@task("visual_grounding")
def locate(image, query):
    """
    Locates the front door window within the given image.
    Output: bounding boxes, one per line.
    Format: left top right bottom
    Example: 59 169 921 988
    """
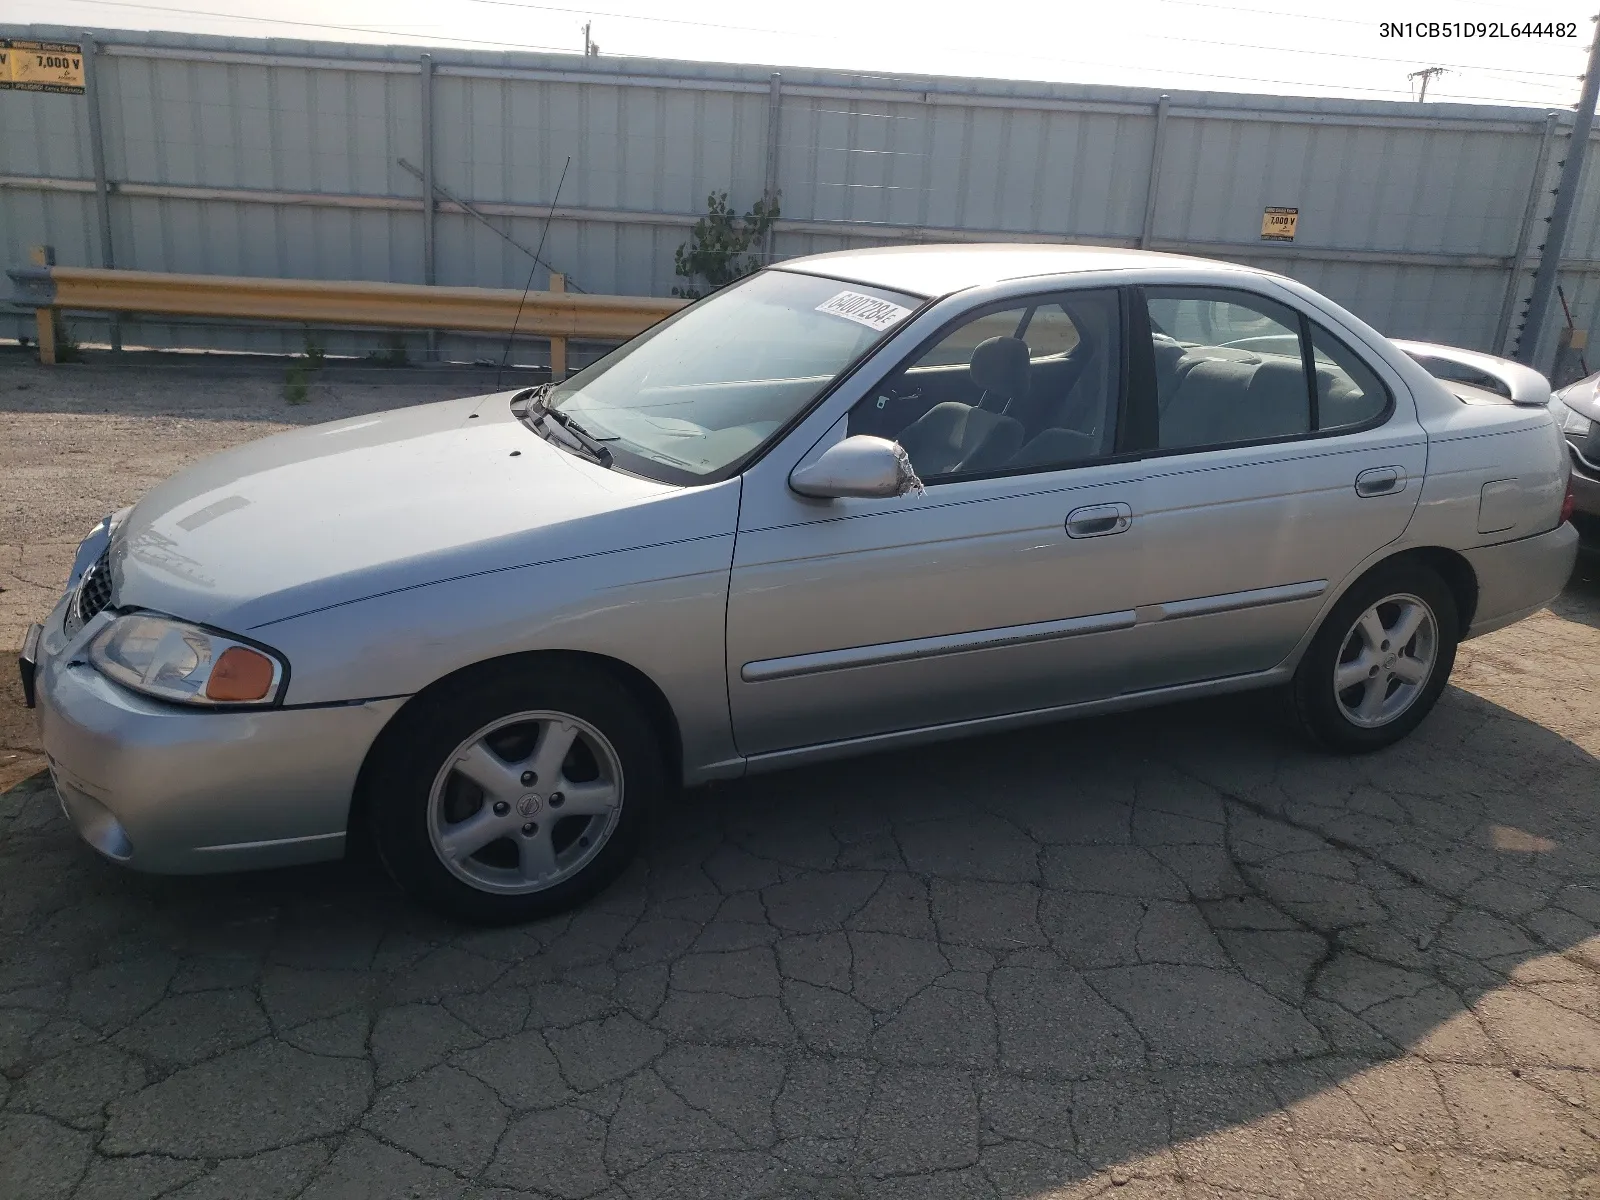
847 289 1123 481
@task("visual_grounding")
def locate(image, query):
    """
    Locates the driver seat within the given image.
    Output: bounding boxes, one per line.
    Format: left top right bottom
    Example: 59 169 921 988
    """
894 336 1030 476
971 335 1032 414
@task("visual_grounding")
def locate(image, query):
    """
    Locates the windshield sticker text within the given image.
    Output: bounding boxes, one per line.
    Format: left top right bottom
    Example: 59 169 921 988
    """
815 291 912 332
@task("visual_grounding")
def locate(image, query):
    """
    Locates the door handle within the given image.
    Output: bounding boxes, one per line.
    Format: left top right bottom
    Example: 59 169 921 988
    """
1354 466 1406 497
1066 502 1132 539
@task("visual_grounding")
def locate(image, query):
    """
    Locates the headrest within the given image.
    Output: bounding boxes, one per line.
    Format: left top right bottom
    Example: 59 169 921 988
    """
1151 333 1187 373
969 336 1031 401
1248 357 1308 390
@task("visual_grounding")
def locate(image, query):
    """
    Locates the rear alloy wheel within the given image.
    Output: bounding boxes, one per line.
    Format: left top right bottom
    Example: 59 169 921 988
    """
1291 565 1458 752
368 664 664 923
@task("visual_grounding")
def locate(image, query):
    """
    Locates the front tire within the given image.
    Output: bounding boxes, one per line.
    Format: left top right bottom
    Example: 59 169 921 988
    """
366 662 665 924
1290 563 1459 753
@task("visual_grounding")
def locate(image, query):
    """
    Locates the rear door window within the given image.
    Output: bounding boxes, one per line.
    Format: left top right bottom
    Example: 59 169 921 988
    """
1142 288 1393 452
1144 288 1311 450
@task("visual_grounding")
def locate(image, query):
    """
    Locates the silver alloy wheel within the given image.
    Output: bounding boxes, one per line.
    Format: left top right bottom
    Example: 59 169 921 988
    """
1332 592 1438 729
426 709 624 895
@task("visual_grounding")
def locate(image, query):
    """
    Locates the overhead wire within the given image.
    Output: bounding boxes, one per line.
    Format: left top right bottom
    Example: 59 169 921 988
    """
49 0 580 54
464 0 1581 82
49 0 1580 106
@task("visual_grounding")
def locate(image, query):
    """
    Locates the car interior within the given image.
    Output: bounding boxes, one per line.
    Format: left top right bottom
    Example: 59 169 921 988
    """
597 288 1386 481
848 292 1121 477
1147 294 1385 446
844 289 1387 481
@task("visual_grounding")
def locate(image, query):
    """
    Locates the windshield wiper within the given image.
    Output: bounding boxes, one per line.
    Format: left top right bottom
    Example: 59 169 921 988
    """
513 384 614 467
512 382 555 418
539 406 615 468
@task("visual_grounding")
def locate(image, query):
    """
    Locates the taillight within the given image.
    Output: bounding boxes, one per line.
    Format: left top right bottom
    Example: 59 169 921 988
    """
1562 479 1576 525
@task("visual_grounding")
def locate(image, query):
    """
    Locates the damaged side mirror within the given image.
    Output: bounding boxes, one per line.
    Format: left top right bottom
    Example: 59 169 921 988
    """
788 435 925 500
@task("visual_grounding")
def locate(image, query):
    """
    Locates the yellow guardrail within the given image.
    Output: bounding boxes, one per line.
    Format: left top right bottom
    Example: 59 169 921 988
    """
8 263 686 367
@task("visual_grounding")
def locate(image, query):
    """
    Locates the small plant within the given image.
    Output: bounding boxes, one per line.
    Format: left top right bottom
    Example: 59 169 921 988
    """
52 314 83 363
283 326 326 404
302 326 326 369
672 190 780 300
368 332 409 368
283 361 311 405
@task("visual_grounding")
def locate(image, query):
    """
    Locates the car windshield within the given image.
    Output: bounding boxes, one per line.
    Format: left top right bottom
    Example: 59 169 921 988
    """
544 270 922 482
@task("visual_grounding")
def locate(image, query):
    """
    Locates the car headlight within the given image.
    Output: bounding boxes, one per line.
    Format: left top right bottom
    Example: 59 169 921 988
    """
1553 395 1593 437
88 614 286 706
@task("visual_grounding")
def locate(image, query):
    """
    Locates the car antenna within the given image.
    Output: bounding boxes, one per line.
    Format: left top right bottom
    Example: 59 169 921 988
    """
496 155 571 392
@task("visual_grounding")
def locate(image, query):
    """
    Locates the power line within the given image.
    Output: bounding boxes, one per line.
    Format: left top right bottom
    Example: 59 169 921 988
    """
51 0 580 54
461 0 1580 92
1142 31 1578 82
1148 0 1371 27
47 0 1578 107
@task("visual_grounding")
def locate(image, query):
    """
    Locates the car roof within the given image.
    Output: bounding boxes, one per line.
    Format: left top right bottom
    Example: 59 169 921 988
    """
776 243 1258 298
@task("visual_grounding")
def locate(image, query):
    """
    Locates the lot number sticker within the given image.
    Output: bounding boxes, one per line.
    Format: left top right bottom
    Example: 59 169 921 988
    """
1260 206 1299 242
815 290 912 332
1 41 86 94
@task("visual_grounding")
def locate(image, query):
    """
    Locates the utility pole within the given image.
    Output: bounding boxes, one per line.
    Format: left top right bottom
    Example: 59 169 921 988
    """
582 22 599 56
1408 66 1447 102
1518 14 1600 367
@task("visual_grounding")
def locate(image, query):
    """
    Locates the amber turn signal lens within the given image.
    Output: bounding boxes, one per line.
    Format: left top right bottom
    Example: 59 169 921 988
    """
205 646 277 702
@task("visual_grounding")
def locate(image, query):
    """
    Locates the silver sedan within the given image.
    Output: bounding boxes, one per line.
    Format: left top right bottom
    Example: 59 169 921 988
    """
21 246 1578 923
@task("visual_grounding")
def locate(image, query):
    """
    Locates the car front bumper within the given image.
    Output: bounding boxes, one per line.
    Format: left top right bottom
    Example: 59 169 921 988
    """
31 597 405 874
1461 520 1579 639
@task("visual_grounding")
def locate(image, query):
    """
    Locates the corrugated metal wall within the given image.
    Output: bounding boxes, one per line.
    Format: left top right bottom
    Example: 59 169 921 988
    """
1 24 1591 370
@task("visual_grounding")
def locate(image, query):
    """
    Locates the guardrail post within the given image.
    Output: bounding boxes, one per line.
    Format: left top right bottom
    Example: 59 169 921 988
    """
548 272 567 380
35 312 57 365
27 246 57 365
81 33 120 352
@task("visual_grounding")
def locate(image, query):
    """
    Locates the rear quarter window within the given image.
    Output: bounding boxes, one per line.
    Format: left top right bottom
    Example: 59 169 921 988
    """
1309 325 1392 429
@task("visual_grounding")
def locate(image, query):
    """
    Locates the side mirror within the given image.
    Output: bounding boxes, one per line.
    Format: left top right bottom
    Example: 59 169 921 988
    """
789 435 925 500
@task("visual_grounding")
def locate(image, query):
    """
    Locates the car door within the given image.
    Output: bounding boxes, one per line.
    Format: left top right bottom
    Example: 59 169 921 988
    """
725 287 1153 758
1113 285 1427 693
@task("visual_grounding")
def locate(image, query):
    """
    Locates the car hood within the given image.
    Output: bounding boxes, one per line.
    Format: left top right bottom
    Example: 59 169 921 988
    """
1556 372 1600 422
107 391 706 631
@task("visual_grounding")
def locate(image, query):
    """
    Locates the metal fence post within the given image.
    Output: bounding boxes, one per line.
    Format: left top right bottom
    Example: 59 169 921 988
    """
1495 112 1560 355
548 272 567 381
1518 19 1600 369
1139 95 1170 250
81 32 120 351
420 52 438 360
764 72 782 261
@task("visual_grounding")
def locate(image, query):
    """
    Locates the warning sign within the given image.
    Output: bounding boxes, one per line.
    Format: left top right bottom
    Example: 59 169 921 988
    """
1260 206 1299 242
1 40 86 94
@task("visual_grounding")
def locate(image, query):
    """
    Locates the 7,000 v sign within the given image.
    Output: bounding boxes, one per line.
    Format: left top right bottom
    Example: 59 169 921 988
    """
0 40 86 94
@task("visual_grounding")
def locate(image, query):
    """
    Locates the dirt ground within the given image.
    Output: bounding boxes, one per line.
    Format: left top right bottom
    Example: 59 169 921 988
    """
5 350 1600 1199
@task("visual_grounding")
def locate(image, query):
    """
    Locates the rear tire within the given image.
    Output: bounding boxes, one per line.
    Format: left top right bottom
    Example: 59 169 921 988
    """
365 662 664 924
1290 562 1459 753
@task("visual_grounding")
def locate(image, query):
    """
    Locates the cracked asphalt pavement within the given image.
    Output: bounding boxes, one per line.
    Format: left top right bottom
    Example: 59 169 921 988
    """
4 356 1600 1198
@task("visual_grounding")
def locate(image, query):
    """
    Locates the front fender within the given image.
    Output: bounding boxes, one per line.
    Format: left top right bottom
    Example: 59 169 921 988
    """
256 534 741 785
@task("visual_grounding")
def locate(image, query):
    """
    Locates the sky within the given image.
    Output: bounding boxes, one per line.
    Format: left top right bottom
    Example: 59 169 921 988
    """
8 0 1596 109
